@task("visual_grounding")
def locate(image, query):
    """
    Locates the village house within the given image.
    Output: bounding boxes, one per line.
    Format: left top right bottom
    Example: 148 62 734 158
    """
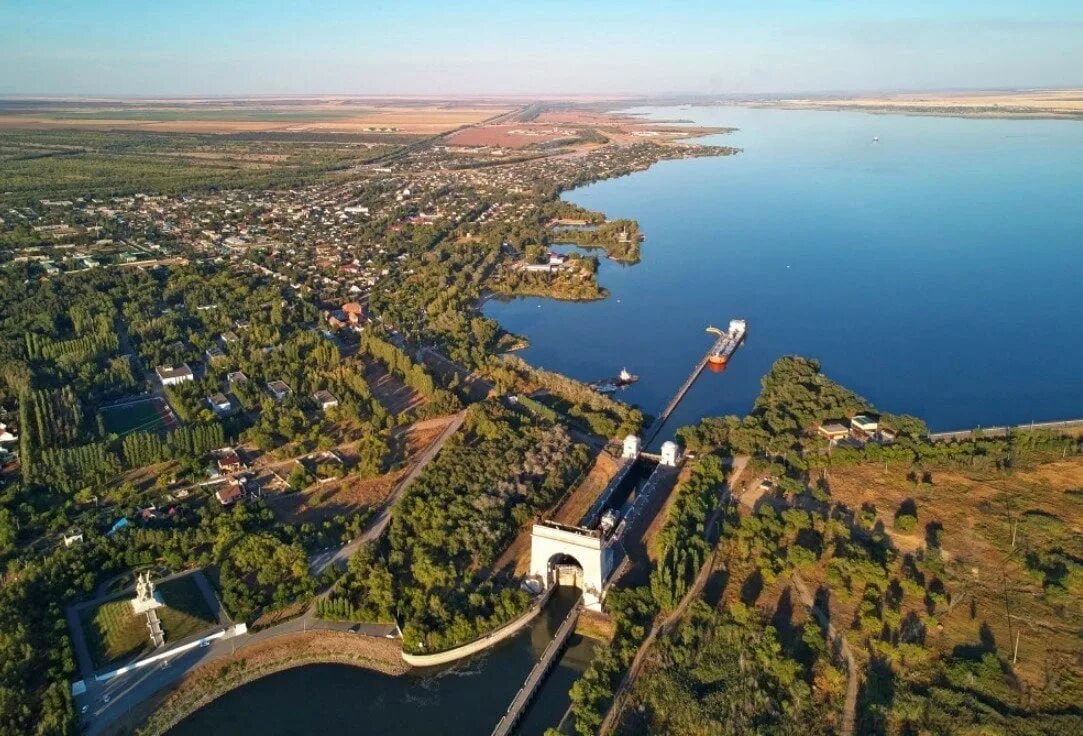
156 363 194 386
216 447 245 474
342 301 366 326
215 478 246 506
816 421 851 443
227 370 248 386
206 392 232 416
313 389 339 411
204 344 227 363
266 380 291 402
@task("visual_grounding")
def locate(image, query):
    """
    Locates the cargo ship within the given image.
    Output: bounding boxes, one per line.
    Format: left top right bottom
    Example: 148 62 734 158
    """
589 368 640 393
706 319 747 367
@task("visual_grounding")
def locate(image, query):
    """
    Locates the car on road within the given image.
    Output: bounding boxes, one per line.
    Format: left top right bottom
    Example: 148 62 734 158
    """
102 695 110 704
81 705 88 714
200 640 211 648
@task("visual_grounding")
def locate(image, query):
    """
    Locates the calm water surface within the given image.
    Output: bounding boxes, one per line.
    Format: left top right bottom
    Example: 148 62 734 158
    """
486 106 1083 436
168 589 593 736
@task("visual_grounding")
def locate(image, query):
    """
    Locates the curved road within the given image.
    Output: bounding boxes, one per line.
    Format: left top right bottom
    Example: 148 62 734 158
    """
76 410 466 736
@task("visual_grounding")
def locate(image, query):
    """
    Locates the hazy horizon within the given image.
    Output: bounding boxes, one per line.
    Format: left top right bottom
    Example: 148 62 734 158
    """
4 1 1083 97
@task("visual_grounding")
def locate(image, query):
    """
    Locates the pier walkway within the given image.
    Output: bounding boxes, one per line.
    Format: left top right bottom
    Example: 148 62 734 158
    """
642 333 725 447
491 597 582 736
928 417 1083 443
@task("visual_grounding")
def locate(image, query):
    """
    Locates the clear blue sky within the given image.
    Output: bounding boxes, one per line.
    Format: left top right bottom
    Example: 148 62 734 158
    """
3 1 1082 96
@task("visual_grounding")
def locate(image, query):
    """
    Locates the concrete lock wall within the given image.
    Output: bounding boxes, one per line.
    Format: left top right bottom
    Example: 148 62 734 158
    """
400 587 553 668
530 523 609 610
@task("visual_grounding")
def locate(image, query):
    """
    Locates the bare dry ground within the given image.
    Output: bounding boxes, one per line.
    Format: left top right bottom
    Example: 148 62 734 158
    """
768 88 1083 118
445 123 574 149
801 458 1083 695
0 97 511 134
268 416 454 524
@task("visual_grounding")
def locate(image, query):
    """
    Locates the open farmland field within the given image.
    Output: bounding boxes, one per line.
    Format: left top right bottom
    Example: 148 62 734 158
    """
446 123 579 149
0 97 511 134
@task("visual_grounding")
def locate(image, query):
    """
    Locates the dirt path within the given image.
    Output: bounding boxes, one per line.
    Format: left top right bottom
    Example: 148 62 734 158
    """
790 572 859 736
599 456 748 736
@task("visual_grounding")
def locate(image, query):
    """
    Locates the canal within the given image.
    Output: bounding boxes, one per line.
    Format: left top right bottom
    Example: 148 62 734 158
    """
167 588 595 736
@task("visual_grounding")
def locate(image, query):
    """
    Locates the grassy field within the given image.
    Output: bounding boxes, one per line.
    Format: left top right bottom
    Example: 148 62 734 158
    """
82 599 153 669
156 575 219 640
100 399 169 435
81 574 218 670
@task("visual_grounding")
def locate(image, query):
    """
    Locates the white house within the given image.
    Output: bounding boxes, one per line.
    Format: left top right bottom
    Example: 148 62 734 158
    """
156 363 194 386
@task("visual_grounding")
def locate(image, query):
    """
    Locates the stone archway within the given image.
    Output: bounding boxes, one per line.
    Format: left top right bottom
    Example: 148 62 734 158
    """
548 552 584 589
530 522 615 611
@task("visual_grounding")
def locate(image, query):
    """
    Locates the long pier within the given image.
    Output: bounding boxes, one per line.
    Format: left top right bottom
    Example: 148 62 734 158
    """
491 599 582 736
642 333 726 447
928 417 1083 443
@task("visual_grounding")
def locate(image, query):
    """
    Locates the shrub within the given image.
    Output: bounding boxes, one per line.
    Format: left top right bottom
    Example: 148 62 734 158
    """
894 514 918 533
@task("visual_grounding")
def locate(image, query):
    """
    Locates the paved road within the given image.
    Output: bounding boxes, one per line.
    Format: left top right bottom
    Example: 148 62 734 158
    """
309 409 466 575
76 412 465 735
928 417 1083 442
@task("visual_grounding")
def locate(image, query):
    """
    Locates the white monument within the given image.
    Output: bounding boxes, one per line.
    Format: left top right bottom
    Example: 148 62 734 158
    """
130 571 164 615
622 434 641 460
660 440 681 467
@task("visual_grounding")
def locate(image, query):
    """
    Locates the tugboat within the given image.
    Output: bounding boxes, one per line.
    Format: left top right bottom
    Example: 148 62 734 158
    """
589 367 640 393
706 319 747 367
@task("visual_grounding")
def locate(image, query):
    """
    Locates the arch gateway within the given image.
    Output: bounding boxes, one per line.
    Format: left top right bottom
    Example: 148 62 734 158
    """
529 521 617 611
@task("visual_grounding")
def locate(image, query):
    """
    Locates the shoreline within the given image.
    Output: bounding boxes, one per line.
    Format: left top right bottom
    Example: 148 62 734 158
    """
750 101 1083 121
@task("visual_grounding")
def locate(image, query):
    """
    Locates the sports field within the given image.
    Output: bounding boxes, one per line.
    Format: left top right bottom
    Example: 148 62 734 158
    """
100 397 175 435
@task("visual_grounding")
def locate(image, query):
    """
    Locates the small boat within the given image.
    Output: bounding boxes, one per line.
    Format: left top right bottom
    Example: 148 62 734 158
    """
873 136 880 143
589 367 640 393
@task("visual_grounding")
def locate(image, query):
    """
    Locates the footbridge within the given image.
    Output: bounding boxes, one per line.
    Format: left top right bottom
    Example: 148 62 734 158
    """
491 597 582 736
